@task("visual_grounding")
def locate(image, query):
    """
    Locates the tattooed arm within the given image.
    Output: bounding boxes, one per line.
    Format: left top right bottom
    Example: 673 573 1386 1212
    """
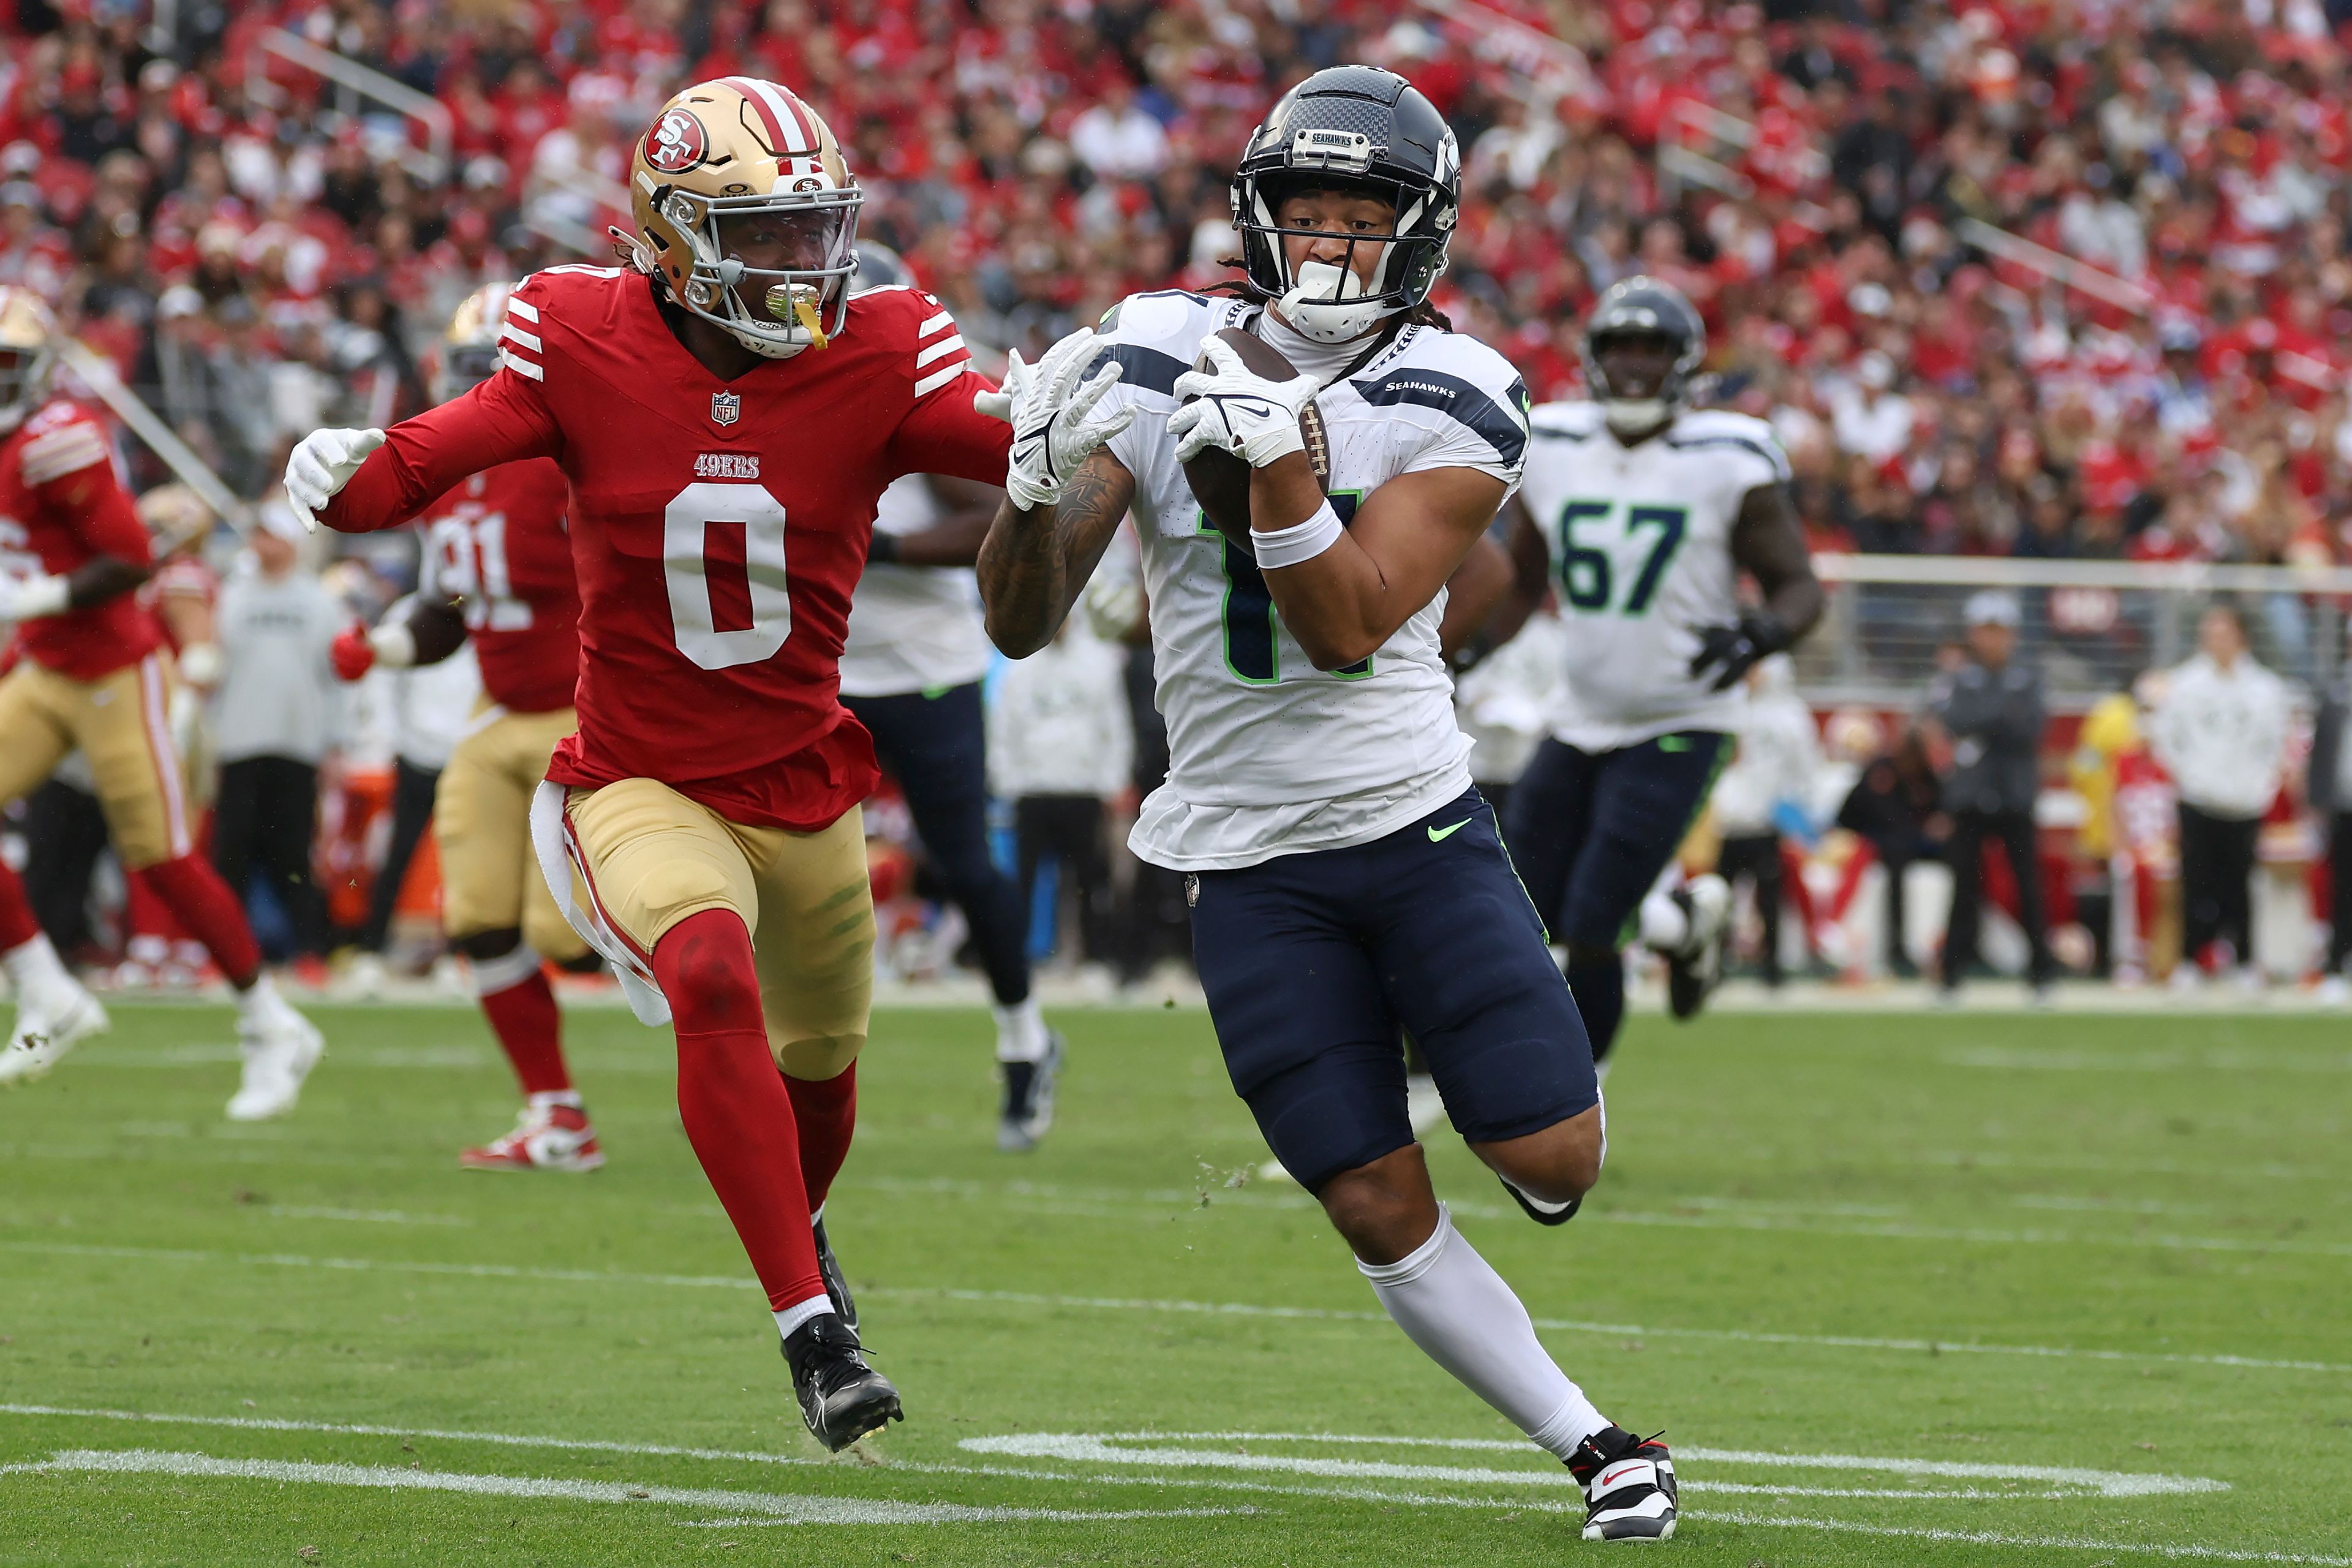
975 447 1139 658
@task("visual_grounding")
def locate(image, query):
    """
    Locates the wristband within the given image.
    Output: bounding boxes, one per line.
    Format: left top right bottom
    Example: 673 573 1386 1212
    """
1251 499 1344 570
368 622 418 669
867 530 902 565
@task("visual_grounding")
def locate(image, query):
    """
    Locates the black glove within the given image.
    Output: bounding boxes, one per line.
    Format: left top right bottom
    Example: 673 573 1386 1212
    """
1688 609 1790 692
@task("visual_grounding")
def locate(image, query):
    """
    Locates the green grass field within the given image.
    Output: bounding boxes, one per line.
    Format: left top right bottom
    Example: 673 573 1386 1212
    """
1 998 2346 1566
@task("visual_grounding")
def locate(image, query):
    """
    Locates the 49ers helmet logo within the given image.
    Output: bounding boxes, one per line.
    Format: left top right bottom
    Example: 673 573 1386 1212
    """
647 109 708 173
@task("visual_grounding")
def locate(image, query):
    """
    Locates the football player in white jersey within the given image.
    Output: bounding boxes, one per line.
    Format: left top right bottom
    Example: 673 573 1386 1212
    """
974 67 1676 1543
1491 277 1823 1070
837 245 1061 1152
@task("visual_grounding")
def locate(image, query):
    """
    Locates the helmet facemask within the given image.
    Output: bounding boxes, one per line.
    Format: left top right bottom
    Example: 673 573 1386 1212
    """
1578 277 1706 439
650 182 862 361
0 287 57 434
0 344 52 434
1238 169 1449 345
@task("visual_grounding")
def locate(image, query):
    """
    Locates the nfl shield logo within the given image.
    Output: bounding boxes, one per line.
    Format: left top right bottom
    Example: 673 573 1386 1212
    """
711 391 741 427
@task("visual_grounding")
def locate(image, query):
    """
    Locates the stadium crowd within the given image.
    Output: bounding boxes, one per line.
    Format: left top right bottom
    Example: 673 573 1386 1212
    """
10 0 2352 565
10 0 2352 996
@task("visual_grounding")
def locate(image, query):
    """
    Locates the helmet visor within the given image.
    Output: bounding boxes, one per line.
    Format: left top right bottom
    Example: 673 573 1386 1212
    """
713 205 856 280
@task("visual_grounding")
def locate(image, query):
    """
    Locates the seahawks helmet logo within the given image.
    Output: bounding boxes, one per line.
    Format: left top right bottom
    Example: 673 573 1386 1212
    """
648 109 708 173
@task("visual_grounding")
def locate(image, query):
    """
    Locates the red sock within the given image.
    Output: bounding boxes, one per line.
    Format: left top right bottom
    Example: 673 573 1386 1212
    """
783 1062 856 1215
478 963 573 1099
0 859 40 952
139 855 260 989
655 910 823 1314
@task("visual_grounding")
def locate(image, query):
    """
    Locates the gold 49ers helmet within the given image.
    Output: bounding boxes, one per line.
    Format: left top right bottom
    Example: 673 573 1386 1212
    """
627 77 861 361
436 281 519 401
0 285 58 434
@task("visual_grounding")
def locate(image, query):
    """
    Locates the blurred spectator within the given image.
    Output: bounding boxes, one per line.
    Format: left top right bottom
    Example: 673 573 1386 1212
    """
1711 657 1821 988
350 605 481 975
2152 603 2289 985
1928 590 2052 998
209 507 344 961
1838 724 1948 979
990 619 1133 973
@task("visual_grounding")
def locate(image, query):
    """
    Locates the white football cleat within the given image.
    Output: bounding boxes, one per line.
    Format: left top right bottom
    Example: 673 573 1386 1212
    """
226 1006 325 1121
0 982 110 1086
461 1102 605 1172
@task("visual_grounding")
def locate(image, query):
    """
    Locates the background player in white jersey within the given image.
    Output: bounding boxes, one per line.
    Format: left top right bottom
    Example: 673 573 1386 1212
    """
1491 277 1823 1076
974 67 1676 1543
838 245 1060 1152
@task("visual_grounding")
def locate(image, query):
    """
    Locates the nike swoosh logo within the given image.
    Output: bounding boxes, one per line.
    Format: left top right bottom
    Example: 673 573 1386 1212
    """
1428 820 1472 843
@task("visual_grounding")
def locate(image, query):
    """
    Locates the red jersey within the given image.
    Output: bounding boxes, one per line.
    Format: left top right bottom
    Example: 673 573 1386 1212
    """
416 459 581 713
0 399 160 680
321 265 1011 831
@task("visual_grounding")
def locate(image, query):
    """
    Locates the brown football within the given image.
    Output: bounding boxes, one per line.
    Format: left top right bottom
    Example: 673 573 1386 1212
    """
1180 326 1330 548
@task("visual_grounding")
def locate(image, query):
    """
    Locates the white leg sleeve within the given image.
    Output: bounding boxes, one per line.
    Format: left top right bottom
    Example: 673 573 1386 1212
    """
1357 1205 1608 1460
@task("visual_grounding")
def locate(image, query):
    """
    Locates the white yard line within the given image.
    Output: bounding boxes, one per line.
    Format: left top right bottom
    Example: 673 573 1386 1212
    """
7 1240 2342 1375
959 1433 2226 1498
2 1408 2334 1561
1686 1510 2352 1566
0 1448 1239 1525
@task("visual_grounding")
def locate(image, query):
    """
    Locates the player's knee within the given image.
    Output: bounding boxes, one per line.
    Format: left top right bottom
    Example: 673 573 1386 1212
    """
778 1033 863 1081
652 911 762 1033
1475 1107 1604 1204
453 927 523 963
1316 1148 1442 1267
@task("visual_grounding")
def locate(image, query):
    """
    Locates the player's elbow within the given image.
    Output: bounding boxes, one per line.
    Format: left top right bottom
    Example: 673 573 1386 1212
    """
982 606 1053 661
1297 619 1387 672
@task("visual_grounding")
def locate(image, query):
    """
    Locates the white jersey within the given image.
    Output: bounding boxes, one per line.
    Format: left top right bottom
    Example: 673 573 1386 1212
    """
839 474 993 697
1093 289 1529 870
1517 401 1790 751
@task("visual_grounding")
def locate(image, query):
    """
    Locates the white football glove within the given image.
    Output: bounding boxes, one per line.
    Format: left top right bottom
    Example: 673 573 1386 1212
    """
976 328 1133 510
0 571 69 622
282 428 386 532
1167 337 1321 468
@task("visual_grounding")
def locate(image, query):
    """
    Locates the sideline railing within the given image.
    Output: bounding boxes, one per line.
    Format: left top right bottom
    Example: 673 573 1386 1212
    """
1798 554 2352 711
54 338 254 538
245 29 453 183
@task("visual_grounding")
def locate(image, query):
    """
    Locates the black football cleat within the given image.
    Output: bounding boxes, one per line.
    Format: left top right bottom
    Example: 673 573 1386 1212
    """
783 1314 901 1451
1664 876 1730 1021
1499 1175 1581 1227
812 1214 858 1332
997 1030 1065 1153
1567 1425 1678 1541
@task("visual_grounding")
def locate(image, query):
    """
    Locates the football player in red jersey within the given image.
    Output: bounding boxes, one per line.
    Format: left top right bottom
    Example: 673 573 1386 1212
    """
282 78 1052 1451
0 286 325 1112
329 283 605 1173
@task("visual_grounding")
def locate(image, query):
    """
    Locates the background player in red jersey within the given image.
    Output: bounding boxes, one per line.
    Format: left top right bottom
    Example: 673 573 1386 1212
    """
329 283 605 1173
283 77 1017 1451
0 286 323 1114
